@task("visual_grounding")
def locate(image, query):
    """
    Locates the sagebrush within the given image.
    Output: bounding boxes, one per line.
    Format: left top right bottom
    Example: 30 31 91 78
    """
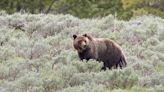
0 12 164 92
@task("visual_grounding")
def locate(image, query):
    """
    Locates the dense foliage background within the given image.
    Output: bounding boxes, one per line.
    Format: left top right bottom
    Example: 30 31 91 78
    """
0 12 164 92
0 0 163 20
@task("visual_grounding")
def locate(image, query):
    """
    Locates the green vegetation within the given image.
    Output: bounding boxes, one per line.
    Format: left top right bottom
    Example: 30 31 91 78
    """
0 12 164 92
0 0 163 20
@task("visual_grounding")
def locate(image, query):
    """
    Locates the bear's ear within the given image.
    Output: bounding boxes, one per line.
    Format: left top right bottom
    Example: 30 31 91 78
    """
73 34 77 39
83 33 93 40
83 33 87 37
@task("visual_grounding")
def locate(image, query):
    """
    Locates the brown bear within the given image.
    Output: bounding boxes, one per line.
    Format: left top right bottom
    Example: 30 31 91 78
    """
73 33 127 70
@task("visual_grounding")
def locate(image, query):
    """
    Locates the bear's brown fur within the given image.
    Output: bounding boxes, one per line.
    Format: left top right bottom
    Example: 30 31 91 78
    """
73 33 127 70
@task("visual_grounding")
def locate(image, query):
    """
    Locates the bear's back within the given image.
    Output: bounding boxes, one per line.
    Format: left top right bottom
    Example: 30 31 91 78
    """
93 38 125 69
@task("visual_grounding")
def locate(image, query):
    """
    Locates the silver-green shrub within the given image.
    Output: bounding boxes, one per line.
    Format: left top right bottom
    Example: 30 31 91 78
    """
0 13 163 92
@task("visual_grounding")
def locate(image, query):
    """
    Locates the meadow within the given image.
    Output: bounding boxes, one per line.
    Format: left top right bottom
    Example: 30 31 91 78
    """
0 12 164 92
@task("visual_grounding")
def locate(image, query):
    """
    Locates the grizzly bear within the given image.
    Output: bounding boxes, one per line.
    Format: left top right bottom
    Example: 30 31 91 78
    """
73 33 127 70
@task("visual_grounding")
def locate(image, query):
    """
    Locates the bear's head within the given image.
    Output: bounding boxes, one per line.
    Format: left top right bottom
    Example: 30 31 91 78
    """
73 34 92 53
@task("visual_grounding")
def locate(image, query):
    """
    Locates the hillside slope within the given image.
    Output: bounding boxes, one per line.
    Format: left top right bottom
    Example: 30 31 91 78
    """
0 13 164 92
